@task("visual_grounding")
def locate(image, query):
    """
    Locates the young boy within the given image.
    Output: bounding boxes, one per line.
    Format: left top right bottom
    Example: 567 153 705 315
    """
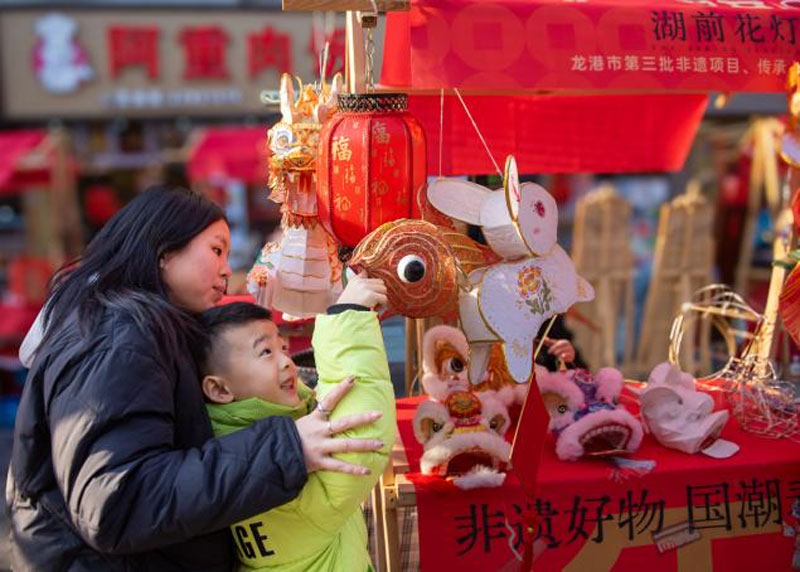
198 274 395 571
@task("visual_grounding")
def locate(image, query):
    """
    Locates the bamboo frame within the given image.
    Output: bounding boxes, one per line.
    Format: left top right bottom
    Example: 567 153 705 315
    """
634 181 715 377
570 184 634 370
747 207 795 361
732 119 794 368
734 119 784 297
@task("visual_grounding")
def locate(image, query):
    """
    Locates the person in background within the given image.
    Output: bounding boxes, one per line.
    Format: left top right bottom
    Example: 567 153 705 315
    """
537 315 587 371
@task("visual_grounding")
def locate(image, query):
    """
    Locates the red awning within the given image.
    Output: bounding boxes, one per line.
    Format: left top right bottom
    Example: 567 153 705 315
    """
0 130 48 195
381 9 708 174
410 92 706 175
383 1 800 93
187 126 269 185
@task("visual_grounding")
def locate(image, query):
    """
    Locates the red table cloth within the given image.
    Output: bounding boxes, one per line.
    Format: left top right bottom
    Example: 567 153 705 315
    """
395 390 800 571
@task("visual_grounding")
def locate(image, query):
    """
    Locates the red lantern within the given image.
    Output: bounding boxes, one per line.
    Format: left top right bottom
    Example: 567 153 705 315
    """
317 93 426 247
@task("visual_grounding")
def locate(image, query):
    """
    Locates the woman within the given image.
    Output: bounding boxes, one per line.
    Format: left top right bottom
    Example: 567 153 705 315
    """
7 186 384 570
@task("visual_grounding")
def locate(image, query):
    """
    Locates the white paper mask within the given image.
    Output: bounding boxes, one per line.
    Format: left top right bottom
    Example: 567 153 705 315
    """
641 363 735 457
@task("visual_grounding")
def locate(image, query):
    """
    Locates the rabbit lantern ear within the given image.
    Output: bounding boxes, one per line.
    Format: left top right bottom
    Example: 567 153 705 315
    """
427 178 489 226
504 154 521 220
427 156 559 259
515 182 558 256
503 156 558 256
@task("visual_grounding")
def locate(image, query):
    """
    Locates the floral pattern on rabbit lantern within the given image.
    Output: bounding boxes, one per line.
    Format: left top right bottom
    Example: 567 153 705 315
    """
427 156 594 385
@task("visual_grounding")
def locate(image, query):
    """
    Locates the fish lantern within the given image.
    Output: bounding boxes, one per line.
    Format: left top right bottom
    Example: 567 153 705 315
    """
317 93 426 247
349 219 462 319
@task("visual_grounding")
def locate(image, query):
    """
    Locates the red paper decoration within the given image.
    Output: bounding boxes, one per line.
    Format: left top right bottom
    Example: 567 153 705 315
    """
317 93 426 247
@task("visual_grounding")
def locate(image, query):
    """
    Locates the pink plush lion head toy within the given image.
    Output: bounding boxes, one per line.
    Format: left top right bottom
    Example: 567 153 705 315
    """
536 367 643 461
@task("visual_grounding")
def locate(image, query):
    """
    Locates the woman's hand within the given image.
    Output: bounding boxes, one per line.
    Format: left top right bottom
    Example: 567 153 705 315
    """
294 376 383 475
336 272 387 309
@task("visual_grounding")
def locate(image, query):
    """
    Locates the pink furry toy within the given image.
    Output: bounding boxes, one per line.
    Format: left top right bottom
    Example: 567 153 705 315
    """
537 367 643 461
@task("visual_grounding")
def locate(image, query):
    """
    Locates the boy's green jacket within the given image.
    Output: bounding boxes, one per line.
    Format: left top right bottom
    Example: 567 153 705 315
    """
206 310 396 571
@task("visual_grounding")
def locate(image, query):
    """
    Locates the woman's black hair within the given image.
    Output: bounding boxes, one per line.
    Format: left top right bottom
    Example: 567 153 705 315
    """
41 185 227 356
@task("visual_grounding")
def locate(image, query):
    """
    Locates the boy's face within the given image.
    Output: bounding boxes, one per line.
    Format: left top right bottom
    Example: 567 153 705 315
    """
206 319 301 407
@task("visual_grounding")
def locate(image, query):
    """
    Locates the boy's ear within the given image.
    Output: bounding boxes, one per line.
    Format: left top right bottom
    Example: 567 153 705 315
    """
202 375 235 404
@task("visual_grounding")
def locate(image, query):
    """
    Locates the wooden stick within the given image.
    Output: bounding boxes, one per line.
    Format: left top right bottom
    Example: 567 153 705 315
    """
345 11 366 93
750 208 794 361
283 0 409 11
404 317 416 396
369 484 387 572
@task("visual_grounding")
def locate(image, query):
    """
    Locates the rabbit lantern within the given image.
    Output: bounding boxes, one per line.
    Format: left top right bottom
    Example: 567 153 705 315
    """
427 156 594 385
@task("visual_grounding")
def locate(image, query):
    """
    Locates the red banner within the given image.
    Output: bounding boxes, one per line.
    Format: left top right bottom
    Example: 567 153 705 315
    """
395 395 800 571
407 92 707 174
392 0 800 93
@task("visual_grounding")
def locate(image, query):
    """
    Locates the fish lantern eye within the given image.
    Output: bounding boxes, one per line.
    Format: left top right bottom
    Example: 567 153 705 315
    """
397 254 426 283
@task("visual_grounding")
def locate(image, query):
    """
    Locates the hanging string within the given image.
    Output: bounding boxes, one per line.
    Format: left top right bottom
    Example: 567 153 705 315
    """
453 87 503 179
438 88 445 178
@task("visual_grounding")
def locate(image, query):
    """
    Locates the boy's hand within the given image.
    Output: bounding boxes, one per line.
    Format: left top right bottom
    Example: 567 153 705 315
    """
336 272 387 309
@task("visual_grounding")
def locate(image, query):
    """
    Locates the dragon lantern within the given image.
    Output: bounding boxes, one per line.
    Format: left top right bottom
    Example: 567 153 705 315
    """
247 73 344 319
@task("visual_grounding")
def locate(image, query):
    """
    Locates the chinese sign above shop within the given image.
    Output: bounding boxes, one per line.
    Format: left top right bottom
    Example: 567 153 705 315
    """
0 10 345 118
402 0 800 93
